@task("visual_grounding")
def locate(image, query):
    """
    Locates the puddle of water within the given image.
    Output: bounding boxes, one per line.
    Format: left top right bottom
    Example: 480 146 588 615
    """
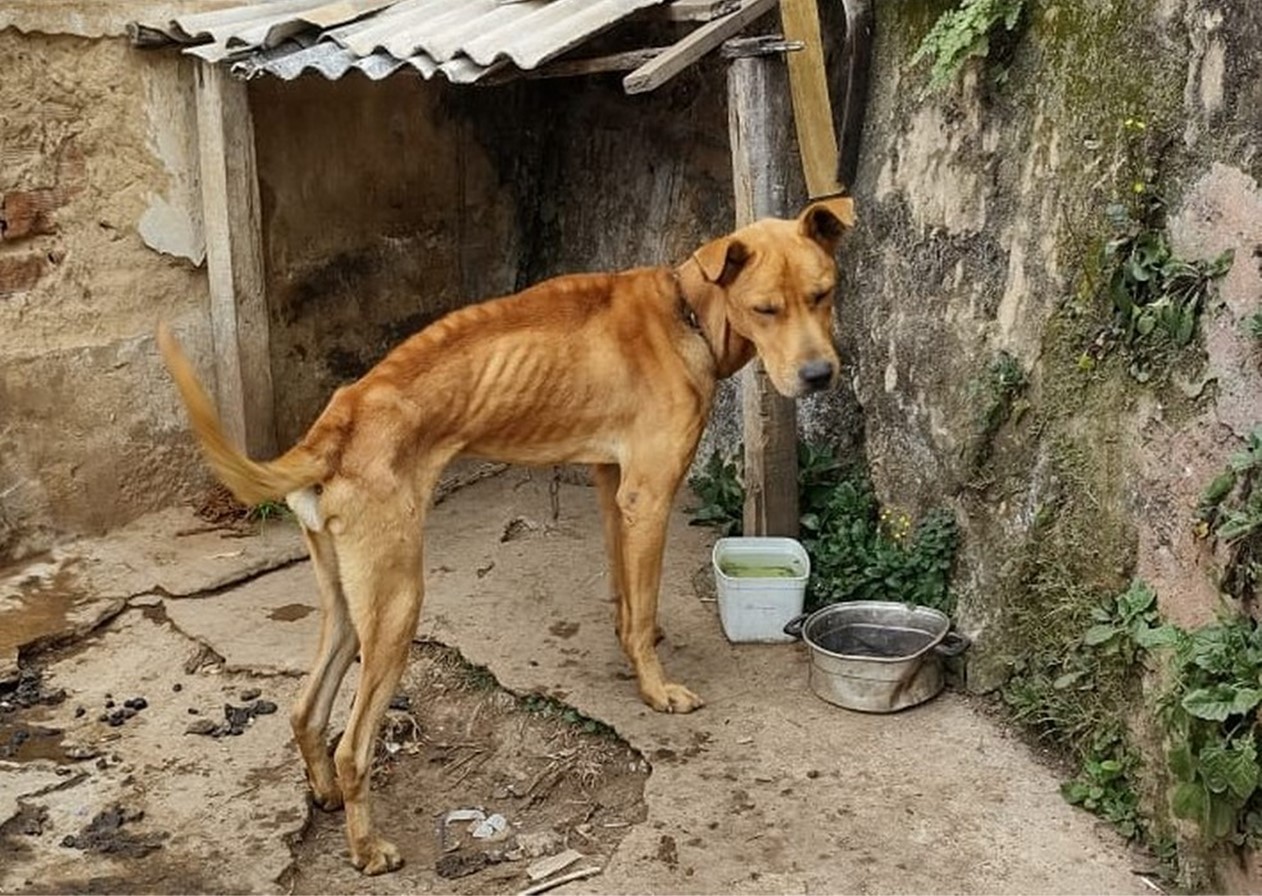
268 603 314 622
0 720 69 763
0 565 85 656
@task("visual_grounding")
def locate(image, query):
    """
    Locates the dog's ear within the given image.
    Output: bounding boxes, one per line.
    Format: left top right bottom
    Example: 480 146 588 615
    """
693 237 750 287
798 196 856 254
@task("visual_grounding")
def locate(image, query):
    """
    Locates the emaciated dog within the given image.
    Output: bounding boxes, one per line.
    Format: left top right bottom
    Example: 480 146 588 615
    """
157 196 854 874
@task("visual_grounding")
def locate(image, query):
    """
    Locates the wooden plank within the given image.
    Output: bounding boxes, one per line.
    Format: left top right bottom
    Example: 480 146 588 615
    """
662 0 741 22
623 0 779 94
835 0 874 189
728 50 800 538
483 47 669 84
194 60 276 461
779 0 840 198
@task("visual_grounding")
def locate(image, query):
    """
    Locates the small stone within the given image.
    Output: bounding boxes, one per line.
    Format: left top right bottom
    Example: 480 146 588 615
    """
187 707 199 715
132 697 148 710
471 813 509 840
97 713 109 723
104 693 112 700
120 707 136 719
107 716 124 728
806 769 820 780
251 699 278 716
239 688 261 702
185 719 217 736
104 700 115 709
74 706 86 718
172 683 183 693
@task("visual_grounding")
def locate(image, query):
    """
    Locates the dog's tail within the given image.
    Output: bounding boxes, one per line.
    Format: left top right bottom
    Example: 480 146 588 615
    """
157 323 327 507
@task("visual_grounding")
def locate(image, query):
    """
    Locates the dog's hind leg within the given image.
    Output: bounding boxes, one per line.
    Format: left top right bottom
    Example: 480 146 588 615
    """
290 526 358 811
331 495 428 875
592 464 628 635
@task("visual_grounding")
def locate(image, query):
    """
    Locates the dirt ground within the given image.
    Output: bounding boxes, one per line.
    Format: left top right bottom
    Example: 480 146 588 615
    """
1 466 1157 894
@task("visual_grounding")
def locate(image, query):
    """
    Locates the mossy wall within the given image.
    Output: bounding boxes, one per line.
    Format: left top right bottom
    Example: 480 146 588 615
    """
843 0 1262 883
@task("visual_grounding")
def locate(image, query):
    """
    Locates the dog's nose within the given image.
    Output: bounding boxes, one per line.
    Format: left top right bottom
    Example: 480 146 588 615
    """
798 360 836 392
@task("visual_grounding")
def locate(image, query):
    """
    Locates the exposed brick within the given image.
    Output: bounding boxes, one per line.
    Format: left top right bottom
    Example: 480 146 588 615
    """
1 189 60 241
0 251 49 296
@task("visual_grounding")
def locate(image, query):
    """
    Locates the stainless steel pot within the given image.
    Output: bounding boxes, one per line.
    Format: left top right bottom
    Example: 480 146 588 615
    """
783 601 969 713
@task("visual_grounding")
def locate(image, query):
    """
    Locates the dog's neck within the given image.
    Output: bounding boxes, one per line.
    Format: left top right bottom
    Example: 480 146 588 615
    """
671 261 755 380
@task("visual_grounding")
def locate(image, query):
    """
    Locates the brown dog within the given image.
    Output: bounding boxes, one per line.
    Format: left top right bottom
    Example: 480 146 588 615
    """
157 197 854 874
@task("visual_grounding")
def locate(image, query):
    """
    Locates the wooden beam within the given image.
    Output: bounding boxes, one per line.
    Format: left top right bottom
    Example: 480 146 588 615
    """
662 0 741 22
623 0 778 94
727 48 800 538
194 60 276 460
835 0 874 189
481 47 669 85
779 0 840 198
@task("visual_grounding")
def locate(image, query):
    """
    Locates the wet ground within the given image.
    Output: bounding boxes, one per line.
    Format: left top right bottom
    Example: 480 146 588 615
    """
1 466 1157 894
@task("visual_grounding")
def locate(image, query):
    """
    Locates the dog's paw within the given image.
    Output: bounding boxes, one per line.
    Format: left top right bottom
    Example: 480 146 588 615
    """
311 789 343 812
351 836 403 875
644 682 705 714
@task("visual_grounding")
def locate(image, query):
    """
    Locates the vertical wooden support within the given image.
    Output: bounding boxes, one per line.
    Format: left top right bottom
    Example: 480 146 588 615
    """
779 0 842 198
727 46 800 538
194 60 276 460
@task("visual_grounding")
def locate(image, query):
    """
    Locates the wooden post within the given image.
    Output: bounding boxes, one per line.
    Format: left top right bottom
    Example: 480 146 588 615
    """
194 60 276 460
778 0 841 198
726 42 799 538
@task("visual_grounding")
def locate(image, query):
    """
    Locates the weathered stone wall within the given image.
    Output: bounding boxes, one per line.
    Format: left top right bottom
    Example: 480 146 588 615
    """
841 0 1261 878
843 0 1261 674
0 26 211 562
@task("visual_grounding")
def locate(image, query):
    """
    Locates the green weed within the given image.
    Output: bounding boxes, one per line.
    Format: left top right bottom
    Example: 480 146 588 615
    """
910 0 1025 92
688 442 959 614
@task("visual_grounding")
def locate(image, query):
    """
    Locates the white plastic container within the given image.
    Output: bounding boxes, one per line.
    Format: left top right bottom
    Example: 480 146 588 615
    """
711 536 810 643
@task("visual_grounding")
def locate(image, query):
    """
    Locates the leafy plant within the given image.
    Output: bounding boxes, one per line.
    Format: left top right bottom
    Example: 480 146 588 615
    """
247 499 293 524
687 449 744 535
520 692 616 738
1156 617 1262 845
910 0 1025 92
1062 730 1144 840
1196 425 1262 604
689 443 960 614
1104 202 1233 358
1246 309 1262 342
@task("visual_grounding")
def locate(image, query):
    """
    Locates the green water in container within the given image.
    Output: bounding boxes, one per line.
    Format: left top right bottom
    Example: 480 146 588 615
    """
719 561 800 578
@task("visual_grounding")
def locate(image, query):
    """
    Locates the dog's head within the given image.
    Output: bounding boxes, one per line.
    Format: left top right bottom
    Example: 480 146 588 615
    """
685 197 854 398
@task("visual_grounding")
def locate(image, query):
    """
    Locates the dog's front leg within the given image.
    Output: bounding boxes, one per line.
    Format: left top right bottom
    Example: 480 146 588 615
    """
613 463 704 713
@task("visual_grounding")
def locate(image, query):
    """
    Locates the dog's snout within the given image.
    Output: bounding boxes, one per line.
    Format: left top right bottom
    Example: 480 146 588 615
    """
798 359 836 392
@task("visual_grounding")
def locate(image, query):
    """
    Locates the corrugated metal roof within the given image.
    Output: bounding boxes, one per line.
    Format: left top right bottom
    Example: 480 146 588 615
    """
137 0 670 84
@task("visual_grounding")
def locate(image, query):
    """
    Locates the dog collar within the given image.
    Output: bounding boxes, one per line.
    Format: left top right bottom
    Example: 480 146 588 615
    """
672 266 703 334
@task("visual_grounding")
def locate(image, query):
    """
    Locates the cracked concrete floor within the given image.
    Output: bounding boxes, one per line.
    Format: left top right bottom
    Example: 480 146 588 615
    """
1 468 1153 894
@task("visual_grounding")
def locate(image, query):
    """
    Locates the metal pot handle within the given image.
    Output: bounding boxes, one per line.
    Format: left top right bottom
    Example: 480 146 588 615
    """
782 613 808 639
934 630 970 657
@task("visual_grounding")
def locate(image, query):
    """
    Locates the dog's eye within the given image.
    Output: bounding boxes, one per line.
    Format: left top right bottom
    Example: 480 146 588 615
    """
753 305 779 316
812 291 832 306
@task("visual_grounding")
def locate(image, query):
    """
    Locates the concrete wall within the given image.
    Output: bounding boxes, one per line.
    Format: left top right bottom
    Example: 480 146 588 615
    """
250 75 519 446
0 25 211 562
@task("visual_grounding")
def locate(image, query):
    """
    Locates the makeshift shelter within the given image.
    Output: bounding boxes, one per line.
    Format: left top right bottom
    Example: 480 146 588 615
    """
130 0 870 535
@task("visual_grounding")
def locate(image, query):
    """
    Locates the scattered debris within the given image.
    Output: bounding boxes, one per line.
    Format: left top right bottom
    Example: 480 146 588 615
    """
435 850 498 880
501 517 539 543
526 847 584 881
518 865 602 895
471 812 509 840
0 667 66 713
511 829 565 860
60 804 166 858
0 723 62 759
1 803 48 837
183 698 278 738
183 643 224 674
